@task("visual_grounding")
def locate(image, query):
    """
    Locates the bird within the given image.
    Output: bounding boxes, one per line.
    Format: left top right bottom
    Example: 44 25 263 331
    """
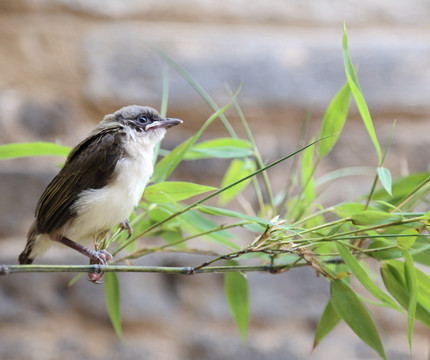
19 105 182 282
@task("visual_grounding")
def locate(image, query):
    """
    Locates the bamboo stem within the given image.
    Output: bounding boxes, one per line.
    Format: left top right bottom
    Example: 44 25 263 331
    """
0 263 304 276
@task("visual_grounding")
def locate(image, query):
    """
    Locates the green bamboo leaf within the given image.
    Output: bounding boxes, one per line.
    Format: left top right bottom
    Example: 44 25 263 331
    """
219 159 256 205
412 261 430 310
143 181 216 203
350 210 402 226
301 138 315 201
403 249 418 352
343 23 382 163
336 243 402 312
104 272 122 337
224 260 249 342
318 82 351 157
313 299 341 349
0 142 70 160
331 280 386 359
184 138 253 160
377 167 393 196
381 262 430 328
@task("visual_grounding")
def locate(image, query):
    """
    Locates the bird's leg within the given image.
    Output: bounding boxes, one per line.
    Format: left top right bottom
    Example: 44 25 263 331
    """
120 219 133 238
50 235 112 283
52 235 113 264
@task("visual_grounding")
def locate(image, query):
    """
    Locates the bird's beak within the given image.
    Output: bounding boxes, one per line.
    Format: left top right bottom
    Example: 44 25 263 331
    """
145 118 183 131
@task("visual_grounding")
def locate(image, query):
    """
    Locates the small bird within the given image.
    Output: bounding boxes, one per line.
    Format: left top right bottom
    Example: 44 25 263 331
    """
19 105 182 282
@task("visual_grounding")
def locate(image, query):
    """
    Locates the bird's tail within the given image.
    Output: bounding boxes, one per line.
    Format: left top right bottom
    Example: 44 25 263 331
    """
18 222 38 264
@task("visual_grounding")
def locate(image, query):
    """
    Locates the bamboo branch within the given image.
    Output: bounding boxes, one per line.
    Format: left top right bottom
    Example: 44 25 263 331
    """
0 263 306 276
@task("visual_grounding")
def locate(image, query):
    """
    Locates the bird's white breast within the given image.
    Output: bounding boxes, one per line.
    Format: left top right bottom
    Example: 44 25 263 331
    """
65 138 156 244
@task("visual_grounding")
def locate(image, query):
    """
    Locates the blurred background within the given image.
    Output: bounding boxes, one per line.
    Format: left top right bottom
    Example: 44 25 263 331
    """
1 1 430 359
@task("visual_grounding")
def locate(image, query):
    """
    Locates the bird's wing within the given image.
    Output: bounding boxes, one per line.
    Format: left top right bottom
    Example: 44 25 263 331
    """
35 126 127 234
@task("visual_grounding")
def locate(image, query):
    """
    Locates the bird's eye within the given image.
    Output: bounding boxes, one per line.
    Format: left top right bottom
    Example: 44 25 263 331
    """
137 115 148 124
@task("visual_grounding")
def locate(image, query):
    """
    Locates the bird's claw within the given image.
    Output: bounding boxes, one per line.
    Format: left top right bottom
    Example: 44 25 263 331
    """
88 272 104 284
92 249 113 265
120 219 133 239
88 249 113 284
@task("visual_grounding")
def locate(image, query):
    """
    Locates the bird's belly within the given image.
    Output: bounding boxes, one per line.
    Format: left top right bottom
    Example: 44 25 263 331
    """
66 156 152 243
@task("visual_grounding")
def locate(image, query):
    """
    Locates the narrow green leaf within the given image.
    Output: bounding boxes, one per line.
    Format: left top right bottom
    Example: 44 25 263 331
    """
343 23 382 162
224 260 249 342
381 261 430 328
336 243 402 312
350 210 402 226
104 272 122 337
184 138 253 160
411 261 430 310
313 299 341 349
0 142 70 160
301 138 315 201
331 280 386 359
143 181 216 203
403 249 418 352
219 159 256 205
318 82 351 157
377 167 393 196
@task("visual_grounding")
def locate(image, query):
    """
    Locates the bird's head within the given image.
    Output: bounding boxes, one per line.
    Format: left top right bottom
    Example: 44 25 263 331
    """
99 105 183 144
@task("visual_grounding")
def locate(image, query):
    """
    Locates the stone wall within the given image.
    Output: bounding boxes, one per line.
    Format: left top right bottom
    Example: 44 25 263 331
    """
1 1 429 359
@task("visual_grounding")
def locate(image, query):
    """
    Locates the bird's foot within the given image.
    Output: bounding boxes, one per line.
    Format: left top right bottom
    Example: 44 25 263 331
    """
50 235 113 284
88 249 113 284
120 219 133 239
89 249 113 265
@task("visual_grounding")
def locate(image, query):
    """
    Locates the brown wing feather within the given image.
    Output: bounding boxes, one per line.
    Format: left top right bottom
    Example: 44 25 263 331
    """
35 126 127 234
